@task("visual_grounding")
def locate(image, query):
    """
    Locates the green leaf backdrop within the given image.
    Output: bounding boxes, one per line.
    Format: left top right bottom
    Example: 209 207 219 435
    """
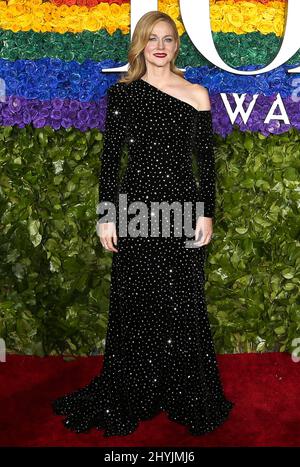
1 125 299 355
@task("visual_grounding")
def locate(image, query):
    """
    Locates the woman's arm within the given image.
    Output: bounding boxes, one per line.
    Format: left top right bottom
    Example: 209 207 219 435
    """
98 82 128 224
97 82 128 252
192 86 216 246
193 86 216 220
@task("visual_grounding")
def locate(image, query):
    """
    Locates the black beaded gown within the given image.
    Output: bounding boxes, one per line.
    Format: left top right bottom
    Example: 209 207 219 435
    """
52 78 234 437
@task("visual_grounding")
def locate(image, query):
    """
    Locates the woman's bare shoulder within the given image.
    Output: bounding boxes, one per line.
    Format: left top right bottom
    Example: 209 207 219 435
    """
190 83 211 111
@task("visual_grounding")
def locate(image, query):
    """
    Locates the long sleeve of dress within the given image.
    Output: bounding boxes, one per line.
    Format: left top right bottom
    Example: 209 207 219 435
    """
97 82 128 223
193 110 216 219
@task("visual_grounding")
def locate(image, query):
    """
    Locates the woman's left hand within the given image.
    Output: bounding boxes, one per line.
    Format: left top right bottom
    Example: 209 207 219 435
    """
194 216 213 247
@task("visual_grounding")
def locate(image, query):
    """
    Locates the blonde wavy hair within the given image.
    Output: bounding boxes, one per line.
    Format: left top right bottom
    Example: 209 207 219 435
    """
118 11 184 85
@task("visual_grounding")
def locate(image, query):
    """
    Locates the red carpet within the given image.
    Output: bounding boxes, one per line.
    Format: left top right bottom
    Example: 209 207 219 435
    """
0 352 299 447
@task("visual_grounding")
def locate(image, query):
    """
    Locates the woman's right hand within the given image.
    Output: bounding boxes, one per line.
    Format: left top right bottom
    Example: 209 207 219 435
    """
99 222 118 253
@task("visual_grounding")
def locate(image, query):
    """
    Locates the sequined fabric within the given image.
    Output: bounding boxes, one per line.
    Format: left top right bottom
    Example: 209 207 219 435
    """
51 78 234 437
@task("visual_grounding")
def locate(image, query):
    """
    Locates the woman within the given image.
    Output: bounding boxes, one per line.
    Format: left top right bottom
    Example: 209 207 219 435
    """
52 10 234 437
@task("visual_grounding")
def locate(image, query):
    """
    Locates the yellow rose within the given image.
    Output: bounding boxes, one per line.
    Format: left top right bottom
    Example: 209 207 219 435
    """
55 25 67 34
211 19 223 32
11 23 21 33
165 6 179 20
227 12 243 29
259 22 273 35
175 21 184 36
221 22 233 34
211 6 222 22
263 9 277 22
40 25 49 33
85 18 100 32
58 5 69 16
242 23 256 34
42 4 52 14
30 0 43 6
273 18 284 37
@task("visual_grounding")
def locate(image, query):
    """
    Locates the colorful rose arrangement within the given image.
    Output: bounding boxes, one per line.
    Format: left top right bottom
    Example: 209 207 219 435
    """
0 0 298 136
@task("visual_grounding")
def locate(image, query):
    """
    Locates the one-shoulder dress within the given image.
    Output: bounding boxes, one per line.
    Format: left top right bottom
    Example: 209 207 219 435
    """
52 78 234 437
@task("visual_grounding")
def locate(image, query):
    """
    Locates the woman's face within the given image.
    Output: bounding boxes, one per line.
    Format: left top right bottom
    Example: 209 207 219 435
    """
143 21 178 69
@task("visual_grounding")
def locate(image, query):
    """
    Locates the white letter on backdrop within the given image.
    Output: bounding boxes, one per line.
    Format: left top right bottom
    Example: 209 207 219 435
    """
264 94 290 124
221 93 259 124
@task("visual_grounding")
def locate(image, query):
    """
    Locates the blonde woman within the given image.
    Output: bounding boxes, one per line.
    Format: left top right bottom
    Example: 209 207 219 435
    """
52 11 234 437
